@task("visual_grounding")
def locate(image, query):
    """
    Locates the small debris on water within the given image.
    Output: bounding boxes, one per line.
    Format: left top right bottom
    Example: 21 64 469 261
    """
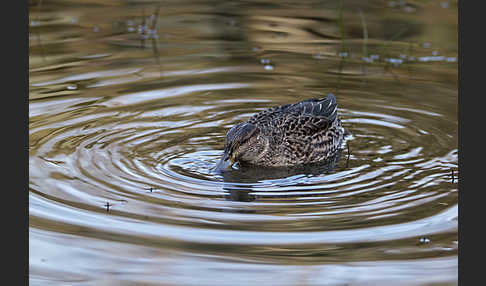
440 1 449 8
264 65 274 71
362 57 373 63
385 58 403 67
260 58 271 64
419 237 430 244
370 54 380 60
418 56 445 62
67 84 78 90
138 24 147 33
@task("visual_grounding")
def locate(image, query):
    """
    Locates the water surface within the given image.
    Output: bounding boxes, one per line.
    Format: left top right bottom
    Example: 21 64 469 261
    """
29 1 458 285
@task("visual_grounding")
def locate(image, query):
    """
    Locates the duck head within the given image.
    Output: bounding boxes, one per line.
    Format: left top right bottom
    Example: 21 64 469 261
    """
214 122 268 172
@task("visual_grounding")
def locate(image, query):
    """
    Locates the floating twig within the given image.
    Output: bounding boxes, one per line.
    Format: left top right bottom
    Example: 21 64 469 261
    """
104 202 112 212
346 141 350 168
145 186 155 192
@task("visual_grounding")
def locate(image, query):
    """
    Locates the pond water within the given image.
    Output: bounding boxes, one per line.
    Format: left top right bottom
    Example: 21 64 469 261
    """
29 0 458 285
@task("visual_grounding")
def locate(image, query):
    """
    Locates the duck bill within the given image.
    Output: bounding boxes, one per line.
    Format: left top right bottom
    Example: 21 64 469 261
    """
214 152 234 173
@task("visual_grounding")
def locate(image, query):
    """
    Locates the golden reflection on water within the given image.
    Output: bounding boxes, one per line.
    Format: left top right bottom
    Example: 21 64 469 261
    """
29 0 457 285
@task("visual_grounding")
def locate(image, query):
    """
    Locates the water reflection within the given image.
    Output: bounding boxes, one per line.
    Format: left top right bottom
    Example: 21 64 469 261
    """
219 151 343 202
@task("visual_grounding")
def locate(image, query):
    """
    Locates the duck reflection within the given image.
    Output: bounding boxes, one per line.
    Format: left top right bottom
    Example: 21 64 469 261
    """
217 150 343 202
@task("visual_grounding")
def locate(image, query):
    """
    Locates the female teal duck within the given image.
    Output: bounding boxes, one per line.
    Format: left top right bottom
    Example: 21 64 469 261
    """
215 93 345 171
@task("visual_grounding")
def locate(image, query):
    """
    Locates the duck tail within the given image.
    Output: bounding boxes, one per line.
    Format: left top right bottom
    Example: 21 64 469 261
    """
326 93 336 103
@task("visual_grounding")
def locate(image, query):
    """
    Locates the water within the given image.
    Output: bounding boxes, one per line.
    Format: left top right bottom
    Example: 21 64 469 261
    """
29 1 458 285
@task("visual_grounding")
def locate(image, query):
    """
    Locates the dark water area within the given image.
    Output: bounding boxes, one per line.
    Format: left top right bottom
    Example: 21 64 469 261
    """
29 0 457 285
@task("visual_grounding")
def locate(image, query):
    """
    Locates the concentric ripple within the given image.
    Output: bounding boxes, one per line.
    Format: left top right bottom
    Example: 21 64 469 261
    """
29 1 457 285
30 76 457 244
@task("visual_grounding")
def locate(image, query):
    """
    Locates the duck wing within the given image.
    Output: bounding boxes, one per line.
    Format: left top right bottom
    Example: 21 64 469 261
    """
287 94 337 122
247 94 338 137
281 94 338 136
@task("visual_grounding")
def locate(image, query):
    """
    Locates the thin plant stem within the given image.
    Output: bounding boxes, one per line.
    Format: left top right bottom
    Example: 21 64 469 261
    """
338 0 344 53
359 9 368 59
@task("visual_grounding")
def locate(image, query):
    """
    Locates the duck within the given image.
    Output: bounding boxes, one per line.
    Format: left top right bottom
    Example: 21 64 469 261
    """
214 93 345 172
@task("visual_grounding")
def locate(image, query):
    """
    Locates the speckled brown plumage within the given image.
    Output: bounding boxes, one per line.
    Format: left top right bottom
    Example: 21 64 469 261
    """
215 94 345 170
